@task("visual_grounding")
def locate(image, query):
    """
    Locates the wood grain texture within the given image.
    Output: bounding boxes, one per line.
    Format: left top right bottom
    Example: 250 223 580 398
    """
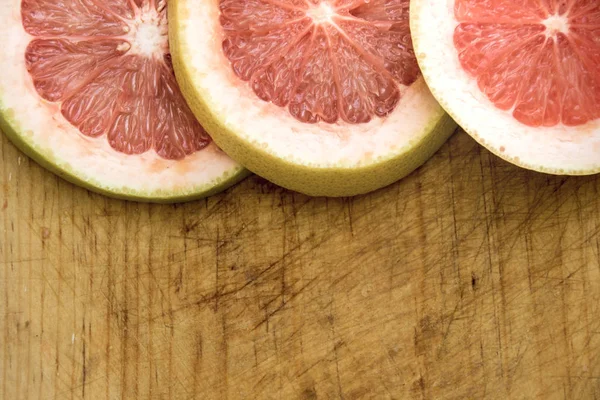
1 130 599 400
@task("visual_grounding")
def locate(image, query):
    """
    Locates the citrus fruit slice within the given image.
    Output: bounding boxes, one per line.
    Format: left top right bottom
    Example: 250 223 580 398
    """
0 0 247 202
169 0 456 197
412 0 600 175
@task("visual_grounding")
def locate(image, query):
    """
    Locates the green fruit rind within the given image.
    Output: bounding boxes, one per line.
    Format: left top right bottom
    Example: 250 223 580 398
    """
169 0 458 197
0 100 249 203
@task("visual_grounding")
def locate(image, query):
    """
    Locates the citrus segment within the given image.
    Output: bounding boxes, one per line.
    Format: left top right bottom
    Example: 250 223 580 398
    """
170 0 456 196
0 0 246 202
25 39 124 103
21 0 128 37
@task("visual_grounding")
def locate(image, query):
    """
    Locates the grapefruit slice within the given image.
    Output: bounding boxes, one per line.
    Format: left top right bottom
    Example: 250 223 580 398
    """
412 0 600 175
0 0 247 202
169 0 457 197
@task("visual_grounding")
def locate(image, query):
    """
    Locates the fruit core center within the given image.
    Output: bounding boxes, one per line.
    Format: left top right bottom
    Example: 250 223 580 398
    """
306 2 336 24
543 14 569 37
127 9 168 58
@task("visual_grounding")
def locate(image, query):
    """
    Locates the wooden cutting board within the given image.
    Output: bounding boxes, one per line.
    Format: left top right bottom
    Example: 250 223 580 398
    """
1 129 599 400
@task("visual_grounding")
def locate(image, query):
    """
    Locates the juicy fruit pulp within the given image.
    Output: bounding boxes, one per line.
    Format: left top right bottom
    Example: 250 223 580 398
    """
22 0 210 160
220 0 420 124
453 0 600 128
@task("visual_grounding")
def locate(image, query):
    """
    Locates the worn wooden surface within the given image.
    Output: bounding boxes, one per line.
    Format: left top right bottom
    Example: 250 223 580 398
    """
1 129 599 400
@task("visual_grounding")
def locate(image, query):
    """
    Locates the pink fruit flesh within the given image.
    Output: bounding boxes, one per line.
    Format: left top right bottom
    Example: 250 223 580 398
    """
454 0 600 127
219 0 420 124
21 0 210 160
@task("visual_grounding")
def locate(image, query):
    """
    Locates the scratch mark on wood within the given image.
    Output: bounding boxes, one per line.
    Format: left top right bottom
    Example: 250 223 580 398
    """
37 255 46 400
328 300 345 400
346 198 354 237
25 228 33 400
53 219 64 400
2 242 8 400
82 317 87 399
478 150 505 379
134 241 140 399
215 226 221 311
191 331 203 400
105 255 113 400
253 278 317 330
221 314 229 399
167 240 174 400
